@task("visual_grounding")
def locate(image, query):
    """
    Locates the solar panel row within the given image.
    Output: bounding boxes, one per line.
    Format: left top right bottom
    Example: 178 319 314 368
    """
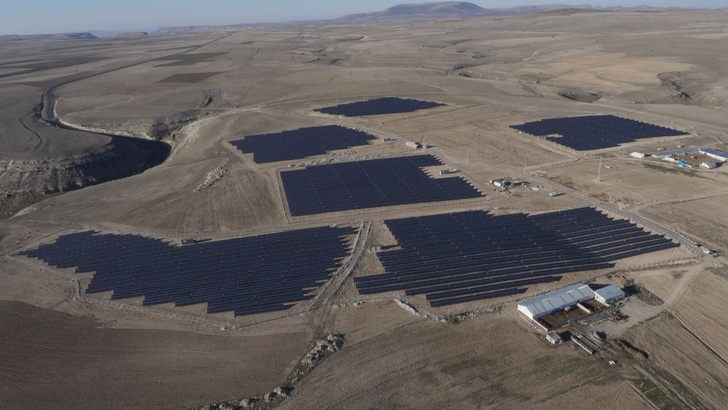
18 226 356 317
229 125 376 164
281 154 484 216
355 207 678 307
510 114 687 151
315 97 445 117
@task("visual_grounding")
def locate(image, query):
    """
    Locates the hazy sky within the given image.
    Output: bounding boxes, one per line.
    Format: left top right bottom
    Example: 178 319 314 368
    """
2 0 725 35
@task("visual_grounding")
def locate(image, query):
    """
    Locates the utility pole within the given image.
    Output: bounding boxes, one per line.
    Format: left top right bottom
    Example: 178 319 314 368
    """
597 157 603 182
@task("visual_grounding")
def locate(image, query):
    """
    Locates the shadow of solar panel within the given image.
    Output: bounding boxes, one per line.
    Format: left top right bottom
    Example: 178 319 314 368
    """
281 154 484 216
17 226 356 317
510 114 687 151
354 207 679 308
229 125 376 163
314 97 445 117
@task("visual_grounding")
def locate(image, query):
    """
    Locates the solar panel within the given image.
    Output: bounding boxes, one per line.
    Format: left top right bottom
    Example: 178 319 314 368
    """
229 125 376 163
355 207 678 308
315 97 445 117
281 154 484 216
17 226 356 317
510 115 687 151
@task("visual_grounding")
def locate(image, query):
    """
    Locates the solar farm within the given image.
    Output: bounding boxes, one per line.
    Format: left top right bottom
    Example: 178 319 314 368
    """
228 125 376 163
18 227 356 316
510 114 688 150
314 97 445 117
11 13 728 409
355 207 678 308
280 154 484 216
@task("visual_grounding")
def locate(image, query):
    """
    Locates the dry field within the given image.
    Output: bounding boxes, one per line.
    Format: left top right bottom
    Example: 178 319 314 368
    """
3 7 728 410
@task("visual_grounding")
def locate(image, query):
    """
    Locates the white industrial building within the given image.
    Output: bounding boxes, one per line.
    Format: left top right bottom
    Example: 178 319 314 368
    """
517 284 595 321
518 283 627 323
593 285 626 305
700 149 728 162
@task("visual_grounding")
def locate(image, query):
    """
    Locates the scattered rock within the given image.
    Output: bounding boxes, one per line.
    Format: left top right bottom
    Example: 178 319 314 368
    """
194 159 230 192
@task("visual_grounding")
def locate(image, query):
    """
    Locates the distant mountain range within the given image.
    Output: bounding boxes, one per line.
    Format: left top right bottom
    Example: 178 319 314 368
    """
337 2 665 22
0 2 688 39
150 3 672 35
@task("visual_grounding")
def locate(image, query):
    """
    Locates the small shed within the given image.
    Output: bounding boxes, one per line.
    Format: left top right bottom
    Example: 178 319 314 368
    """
490 179 509 188
546 333 563 345
593 285 626 305
630 152 646 159
701 161 718 169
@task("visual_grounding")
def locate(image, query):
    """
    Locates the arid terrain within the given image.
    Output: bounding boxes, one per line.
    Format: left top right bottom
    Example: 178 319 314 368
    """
2 6 728 409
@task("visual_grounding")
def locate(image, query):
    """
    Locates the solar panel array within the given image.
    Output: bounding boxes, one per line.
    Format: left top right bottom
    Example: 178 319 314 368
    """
510 114 687 150
281 154 484 216
18 227 355 316
315 97 445 117
355 207 678 308
229 125 376 163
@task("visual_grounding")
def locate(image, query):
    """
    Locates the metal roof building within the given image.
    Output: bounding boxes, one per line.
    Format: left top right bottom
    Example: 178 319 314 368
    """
593 285 626 305
700 149 728 162
518 284 595 320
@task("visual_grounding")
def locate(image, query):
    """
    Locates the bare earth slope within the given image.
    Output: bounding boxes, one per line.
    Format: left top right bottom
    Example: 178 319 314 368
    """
0 301 310 409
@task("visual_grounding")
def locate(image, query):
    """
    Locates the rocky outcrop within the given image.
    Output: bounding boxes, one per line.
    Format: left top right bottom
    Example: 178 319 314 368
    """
193 334 345 410
0 137 167 219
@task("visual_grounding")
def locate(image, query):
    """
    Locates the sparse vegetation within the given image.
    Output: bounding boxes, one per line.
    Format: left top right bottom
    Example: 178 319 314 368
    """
634 366 711 410
643 162 700 177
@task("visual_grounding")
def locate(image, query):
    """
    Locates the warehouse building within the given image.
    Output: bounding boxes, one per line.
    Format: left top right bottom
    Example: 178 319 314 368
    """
518 283 626 329
700 148 728 162
517 284 595 321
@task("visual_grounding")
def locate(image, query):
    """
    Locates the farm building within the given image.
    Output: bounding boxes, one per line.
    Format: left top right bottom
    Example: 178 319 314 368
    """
517 284 595 321
593 285 626 305
700 149 728 162
630 152 646 159
701 161 718 169
490 178 509 188
653 148 697 159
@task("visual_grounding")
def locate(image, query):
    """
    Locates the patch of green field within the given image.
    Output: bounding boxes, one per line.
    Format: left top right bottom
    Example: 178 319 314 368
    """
642 162 701 177
634 366 710 410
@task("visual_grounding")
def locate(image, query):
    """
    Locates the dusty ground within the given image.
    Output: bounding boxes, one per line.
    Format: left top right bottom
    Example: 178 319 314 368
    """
3 8 728 410
281 303 649 410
